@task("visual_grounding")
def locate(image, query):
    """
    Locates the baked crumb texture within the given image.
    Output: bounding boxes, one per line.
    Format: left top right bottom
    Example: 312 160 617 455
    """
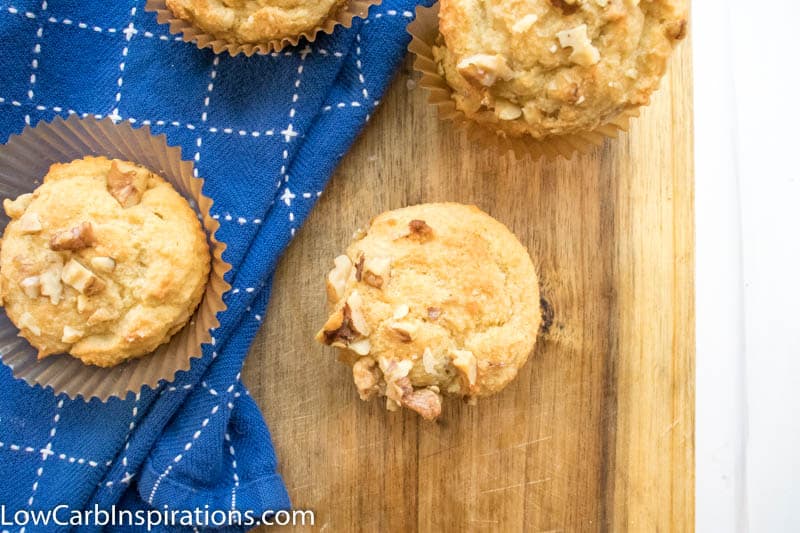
165 0 348 44
0 156 211 367
434 0 688 139
316 203 541 420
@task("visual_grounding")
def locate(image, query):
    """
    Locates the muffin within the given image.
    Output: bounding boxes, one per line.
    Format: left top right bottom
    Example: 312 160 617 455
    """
164 0 349 45
0 156 210 368
315 203 541 420
432 0 689 140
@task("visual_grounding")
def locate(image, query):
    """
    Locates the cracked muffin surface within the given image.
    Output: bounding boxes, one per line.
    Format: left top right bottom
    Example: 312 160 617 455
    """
165 0 348 44
434 0 688 139
315 203 541 420
0 156 210 367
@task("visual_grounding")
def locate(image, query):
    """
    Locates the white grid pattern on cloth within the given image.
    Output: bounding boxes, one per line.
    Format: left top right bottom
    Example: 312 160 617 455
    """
193 55 220 176
20 398 62 533
224 432 239 511
146 382 235 506
109 3 140 122
0 0 410 517
22 0 47 126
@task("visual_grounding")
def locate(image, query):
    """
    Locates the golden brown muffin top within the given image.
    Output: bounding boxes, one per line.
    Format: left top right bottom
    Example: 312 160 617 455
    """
0 157 210 367
165 0 347 44
435 0 688 138
316 203 541 420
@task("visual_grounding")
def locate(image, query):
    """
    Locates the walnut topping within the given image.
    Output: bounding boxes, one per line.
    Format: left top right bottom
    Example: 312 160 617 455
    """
450 349 478 392
556 25 601 67
40 263 63 305
352 357 380 400
427 307 442 321
408 219 433 241
511 14 538 34
361 256 391 288
422 347 437 375
326 255 352 303
457 53 513 87
401 386 442 421
390 321 417 343
19 276 41 299
495 99 523 121
3 193 33 219
61 259 105 295
318 291 371 353
107 160 148 208
49 222 95 251
61 325 84 344
18 312 41 336
379 357 414 406
91 256 116 273
17 212 42 234
550 0 579 15
393 304 410 320
666 19 688 40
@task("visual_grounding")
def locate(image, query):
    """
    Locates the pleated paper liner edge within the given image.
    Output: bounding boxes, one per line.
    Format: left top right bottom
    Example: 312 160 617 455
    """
145 0 383 57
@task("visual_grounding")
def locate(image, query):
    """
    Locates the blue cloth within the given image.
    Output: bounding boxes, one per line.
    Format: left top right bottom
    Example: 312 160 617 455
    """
0 0 427 530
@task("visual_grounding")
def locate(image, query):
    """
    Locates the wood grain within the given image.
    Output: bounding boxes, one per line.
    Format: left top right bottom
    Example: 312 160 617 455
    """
244 37 694 532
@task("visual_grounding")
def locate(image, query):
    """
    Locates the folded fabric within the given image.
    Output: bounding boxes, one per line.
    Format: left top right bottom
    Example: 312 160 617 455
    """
0 0 428 530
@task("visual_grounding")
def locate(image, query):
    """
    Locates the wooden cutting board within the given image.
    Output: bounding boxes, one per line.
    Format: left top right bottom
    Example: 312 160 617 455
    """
244 37 694 532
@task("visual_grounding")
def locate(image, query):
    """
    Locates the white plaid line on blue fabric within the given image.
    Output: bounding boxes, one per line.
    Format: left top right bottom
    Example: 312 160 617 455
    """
193 55 220 176
146 392 233 505
224 432 240 511
21 398 63 533
109 3 140 122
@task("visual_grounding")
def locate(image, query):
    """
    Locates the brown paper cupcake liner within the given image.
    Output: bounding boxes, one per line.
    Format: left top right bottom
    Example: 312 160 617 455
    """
407 3 639 160
145 0 383 57
0 116 231 401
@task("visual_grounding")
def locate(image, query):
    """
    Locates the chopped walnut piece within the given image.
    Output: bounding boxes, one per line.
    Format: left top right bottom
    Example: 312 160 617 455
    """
61 259 105 295
457 53 513 87
49 222 95 251
422 347 437 375
361 256 391 289
19 276 41 299
407 219 433 241
556 24 601 66
326 255 352 303
17 212 42 234
450 349 478 392
379 358 414 405
352 357 380 400
393 304 410 320
61 326 84 344
427 307 442 321
511 14 538 34
107 160 148 208
91 256 116 273
40 263 63 305
3 193 33 219
390 321 417 343
401 387 442 421
495 99 523 121
318 291 371 353
18 312 41 336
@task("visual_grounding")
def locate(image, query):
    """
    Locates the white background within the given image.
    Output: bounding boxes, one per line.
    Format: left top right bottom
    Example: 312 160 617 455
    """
695 1 800 531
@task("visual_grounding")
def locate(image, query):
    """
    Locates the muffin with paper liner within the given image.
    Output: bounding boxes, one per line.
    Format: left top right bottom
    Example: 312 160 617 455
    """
148 0 383 56
408 0 688 159
0 116 230 401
